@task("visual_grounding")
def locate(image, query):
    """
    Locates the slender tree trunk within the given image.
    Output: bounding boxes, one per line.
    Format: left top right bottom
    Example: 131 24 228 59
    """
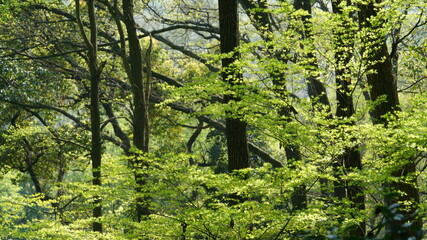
292 0 331 202
332 2 365 236
240 0 307 209
24 153 44 195
88 0 102 233
284 132 307 210
240 0 330 209
219 0 250 172
122 0 151 221
358 1 422 239
76 0 104 232
293 0 330 108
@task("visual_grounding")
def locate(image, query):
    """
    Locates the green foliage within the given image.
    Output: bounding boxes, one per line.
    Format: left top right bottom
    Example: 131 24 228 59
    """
1 0 427 239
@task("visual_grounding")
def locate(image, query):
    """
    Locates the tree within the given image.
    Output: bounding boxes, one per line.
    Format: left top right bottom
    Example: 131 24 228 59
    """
218 0 250 172
1 0 427 239
332 0 365 235
358 0 422 238
121 0 152 221
75 0 105 232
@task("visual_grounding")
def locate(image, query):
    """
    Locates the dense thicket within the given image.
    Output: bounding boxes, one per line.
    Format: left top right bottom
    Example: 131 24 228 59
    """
1 0 427 239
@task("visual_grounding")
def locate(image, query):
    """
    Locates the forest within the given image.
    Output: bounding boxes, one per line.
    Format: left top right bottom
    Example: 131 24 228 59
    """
0 0 426 239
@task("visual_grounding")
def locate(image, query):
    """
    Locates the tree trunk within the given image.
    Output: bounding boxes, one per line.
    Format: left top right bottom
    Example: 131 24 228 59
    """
219 0 250 172
122 0 151 222
292 0 331 203
331 1 365 236
240 0 327 209
293 0 330 108
75 0 103 232
358 1 422 238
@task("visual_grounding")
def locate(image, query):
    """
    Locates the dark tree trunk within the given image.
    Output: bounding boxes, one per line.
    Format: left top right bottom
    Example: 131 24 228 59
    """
122 0 151 222
122 0 147 153
24 150 44 195
219 0 250 172
358 1 422 239
284 136 307 210
240 0 328 209
75 0 104 232
331 1 365 236
241 0 307 209
89 2 102 233
88 0 102 232
187 120 204 165
102 102 131 153
292 0 331 203
293 0 330 108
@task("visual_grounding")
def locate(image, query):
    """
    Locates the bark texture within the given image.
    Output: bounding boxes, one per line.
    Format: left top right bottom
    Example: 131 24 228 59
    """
219 0 250 172
358 1 422 238
122 0 151 221
76 0 103 232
